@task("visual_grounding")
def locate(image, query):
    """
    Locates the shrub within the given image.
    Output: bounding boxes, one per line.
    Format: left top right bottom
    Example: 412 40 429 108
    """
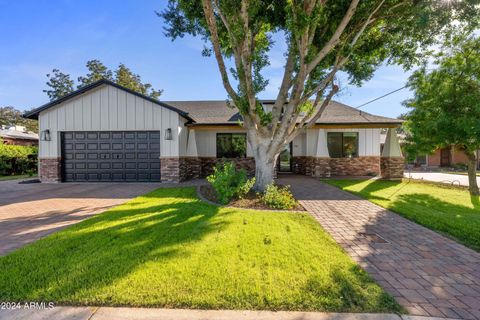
0 140 38 176
206 162 254 204
238 177 255 199
262 184 297 210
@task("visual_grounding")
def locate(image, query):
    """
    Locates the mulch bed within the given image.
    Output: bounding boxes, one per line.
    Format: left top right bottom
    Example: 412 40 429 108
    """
199 184 305 211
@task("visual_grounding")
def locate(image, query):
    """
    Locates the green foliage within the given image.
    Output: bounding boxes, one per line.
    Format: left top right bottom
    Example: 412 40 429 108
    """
77 60 113 87
0 140 38 176
262 184 297 210
115 63 163 99
404 33 480 157
206 162 254 204
44 69 75 101
159 0 479 122
238 176 255 199
44 60 163 101
0 106 38 132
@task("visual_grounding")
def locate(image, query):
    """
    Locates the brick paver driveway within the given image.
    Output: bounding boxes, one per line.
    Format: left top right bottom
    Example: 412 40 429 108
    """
279 175 480 320
0 179 200 256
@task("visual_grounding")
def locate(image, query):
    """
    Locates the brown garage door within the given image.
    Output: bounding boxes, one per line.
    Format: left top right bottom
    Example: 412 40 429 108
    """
61 131 161 182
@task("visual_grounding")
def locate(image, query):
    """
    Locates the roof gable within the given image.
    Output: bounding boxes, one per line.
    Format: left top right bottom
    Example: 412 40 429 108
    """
23 79 193 121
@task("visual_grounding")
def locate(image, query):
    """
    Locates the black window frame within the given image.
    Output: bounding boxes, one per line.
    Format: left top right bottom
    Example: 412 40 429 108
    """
327 132 359 158
216 133 247 158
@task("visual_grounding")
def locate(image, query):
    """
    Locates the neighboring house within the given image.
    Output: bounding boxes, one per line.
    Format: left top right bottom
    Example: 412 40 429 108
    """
24 79 404 183
0 125 38 146
410 146 480 170
380 132 480 170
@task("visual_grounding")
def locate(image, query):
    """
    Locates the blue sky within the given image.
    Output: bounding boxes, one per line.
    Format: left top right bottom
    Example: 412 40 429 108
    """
0 0 412 118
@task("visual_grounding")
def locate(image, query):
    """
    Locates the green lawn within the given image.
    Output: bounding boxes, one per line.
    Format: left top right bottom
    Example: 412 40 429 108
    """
0 187 399 312
0 174 37 181
325 179 480 251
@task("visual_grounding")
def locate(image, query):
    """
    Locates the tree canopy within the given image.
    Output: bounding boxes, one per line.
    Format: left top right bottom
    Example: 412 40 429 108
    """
44 60 163 101
160 0 480 190
404 33 480 194
0 106 38 132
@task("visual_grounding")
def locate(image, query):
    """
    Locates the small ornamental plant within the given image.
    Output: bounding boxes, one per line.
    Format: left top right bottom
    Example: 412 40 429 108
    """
262 184 297 210
207 161 255 204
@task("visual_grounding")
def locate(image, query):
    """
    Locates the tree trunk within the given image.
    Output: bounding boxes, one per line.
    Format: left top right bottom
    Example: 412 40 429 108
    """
466 152 479 195
250 140 278 192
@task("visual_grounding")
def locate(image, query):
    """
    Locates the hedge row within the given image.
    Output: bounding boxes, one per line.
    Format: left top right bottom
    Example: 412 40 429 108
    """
0 141 38 176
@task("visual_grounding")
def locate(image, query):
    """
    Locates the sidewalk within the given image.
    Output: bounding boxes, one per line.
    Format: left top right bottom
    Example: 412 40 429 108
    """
404 171 479 187
0 306 454 320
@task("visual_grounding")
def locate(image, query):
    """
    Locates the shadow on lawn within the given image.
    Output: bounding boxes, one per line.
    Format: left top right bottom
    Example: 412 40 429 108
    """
0 187 225 303
303 266 398 312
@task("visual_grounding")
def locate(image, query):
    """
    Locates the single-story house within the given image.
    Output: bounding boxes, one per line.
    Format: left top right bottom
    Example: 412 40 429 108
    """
0 125 38 146
408 146 480 170
380 133 480 170
24 79 404 183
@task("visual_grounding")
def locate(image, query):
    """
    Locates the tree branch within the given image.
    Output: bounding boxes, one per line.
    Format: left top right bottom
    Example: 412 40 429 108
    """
202 0 239 101
306 0 360 74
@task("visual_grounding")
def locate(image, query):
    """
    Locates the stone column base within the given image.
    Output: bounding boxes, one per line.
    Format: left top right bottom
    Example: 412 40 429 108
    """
310 157 331 177
39 158 62 183
160 157 181 183
381 157 405 179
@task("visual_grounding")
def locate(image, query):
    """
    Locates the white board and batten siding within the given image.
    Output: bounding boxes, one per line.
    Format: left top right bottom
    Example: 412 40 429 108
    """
38 84 182 158
306 128 381 157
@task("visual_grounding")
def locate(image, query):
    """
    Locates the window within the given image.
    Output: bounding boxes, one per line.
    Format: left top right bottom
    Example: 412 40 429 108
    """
216 133 247 158
327 132 359 158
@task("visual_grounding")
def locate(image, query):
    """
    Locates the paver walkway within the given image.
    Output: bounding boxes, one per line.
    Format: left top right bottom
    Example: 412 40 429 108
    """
0 179 203 256
278 175 480 320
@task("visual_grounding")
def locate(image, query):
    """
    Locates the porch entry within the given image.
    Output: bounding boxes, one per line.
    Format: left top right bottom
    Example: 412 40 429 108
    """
278 142 293 172
440 147 451 167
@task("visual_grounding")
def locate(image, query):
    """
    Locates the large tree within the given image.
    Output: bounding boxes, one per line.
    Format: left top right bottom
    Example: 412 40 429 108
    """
44 60 163 101
404 34 480 195
0 106 38 132
160 0 479 190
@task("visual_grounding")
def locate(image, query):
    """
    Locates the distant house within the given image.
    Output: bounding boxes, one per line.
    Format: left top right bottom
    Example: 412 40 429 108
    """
419 146 480 170
24 79 404 183
0 125 38 146
380 132 480 170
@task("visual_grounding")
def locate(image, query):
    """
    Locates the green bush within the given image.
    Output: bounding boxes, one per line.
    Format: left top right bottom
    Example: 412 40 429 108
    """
206 162 255 204
0 140 38 176
262 184 297 210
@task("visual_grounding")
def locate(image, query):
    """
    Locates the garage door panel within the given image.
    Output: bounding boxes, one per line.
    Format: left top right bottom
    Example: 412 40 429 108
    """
87 163 98 169
62 131 160 182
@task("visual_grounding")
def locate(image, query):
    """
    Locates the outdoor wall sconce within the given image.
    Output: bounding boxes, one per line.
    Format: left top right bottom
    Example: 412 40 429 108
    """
164 128 173 140
40 129 51 141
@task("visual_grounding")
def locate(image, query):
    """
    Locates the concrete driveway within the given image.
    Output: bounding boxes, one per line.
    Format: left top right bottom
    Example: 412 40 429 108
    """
0 179 172 256
404 171 479 187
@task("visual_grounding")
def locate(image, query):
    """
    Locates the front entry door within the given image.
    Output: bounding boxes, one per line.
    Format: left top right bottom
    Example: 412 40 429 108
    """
440 147 451 167
278 142 292 172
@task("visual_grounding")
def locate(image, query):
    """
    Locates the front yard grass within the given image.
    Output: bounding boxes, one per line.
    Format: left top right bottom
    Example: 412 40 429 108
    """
325 179 480 251
0 187 399 312
0 174 37 181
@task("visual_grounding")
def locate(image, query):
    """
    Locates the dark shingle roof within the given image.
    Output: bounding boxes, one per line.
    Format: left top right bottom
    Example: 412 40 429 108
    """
165 100 402 125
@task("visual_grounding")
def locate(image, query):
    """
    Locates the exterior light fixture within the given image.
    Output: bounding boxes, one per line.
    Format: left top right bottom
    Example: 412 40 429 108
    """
164 128 173 140
40 129 51 141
